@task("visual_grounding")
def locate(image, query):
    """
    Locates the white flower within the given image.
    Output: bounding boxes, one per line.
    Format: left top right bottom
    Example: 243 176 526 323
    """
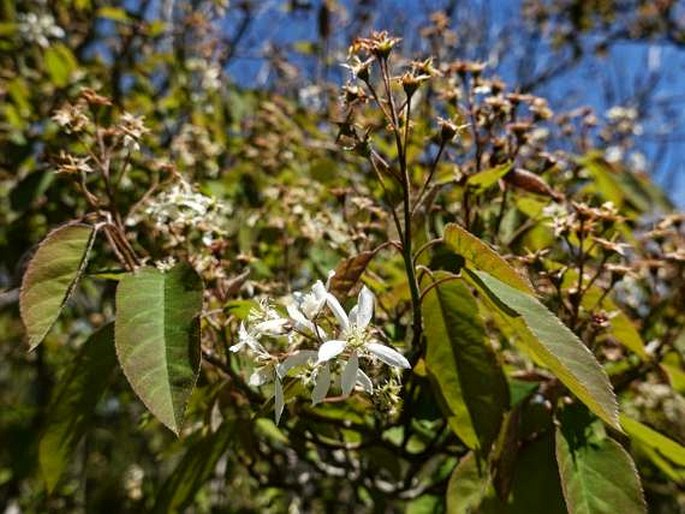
317 286 410 397
605 146 623 163
277 350 318 378
229 297 290 356
202 64 222 91
18 12 64 48
311 363 331 405
229 322 268 355
246 365 285 424
286 271 335 336
141 180 231 246
233 273 411 422
123 134 140 152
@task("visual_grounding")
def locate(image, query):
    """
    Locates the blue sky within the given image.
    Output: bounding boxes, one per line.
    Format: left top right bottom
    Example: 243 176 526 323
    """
218 0 685 206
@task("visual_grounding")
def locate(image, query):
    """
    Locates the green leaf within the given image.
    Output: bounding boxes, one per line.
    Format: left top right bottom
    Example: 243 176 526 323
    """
96 6 131 22
406 494 444 514
153 422 234 513
115 263 203 435
447 435 567 514
446 453 493 514
422 274 509 451
578 153 671 213
20 223 97 349
472 271 620 431
620 414 685 468
44 44 78 87
443 223 533 294
489 409 521 500
660 353 685 395
578 154 626 208
466 162 513 194
88 269 127 281
39 324 117 492
556 421 646 514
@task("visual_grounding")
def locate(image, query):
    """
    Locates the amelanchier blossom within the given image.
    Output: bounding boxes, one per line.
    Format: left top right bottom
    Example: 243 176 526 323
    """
230 274 411 424
17 12 64 48
316 285 410 397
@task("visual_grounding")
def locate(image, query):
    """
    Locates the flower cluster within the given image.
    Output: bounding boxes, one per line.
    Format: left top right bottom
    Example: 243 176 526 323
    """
17 12 64 48
143 179 231 248
54 151 93 175
543 201 623 239
171 123 222 177
52 90 149 153
231 275 410 424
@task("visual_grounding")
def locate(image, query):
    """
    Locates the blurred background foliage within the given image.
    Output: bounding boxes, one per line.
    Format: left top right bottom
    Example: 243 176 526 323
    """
0 0 684 513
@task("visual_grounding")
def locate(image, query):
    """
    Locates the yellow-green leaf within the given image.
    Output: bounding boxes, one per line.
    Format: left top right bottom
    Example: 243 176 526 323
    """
466 162 513 194
620 415 685 468
20 223 97 349
96 6 131 22
443 223 533 294
472 271 620 431
44 44 78 87
423 274 509 451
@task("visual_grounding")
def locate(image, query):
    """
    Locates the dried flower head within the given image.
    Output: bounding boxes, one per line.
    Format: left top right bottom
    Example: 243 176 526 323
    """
119 112 150 151
591 236 631 256
355 31 401 59
79 88 113 106
437 117 469 143
54 151 93 175
52 102 90 133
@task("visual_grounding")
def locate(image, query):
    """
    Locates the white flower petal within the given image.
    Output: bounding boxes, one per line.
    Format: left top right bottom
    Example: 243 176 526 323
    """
356 368 374 394
274 377 284 425
277 350 317 378
237 322 249 341
367 342 410 369
317 339 347 364
255 318 288 336
311 324 328 341
249 367 272 386
325 293 349 332
356 286 374 329
341 352 359 397
287 304 316 333
302 282 327 318
311 363 331 405
312 280 327 301
248 339 268 355
233 323 266 354
228 341 245 353
348 305 359 327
